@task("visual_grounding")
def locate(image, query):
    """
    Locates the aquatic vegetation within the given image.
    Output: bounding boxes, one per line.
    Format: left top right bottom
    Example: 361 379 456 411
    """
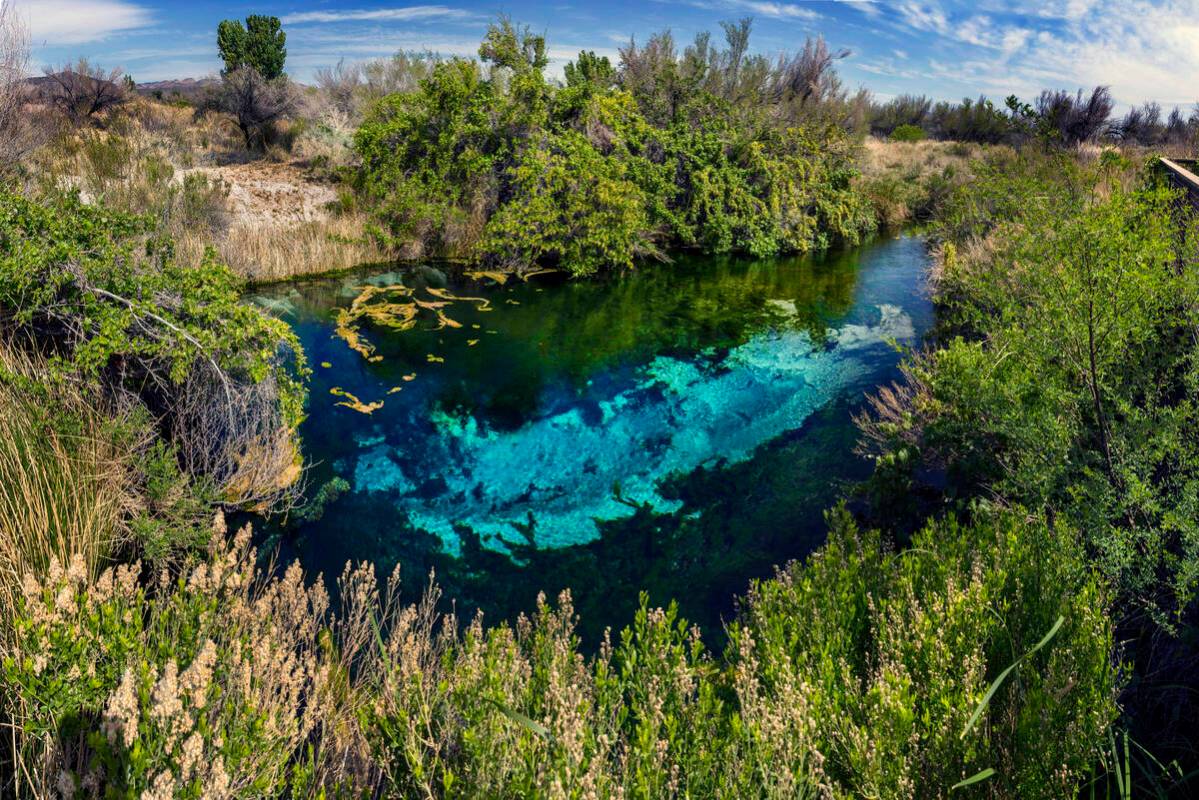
292 476 350 523
330 386 384 414
519 268 559 281
465 269 510 284
333 283 492 367
426 286 493 310
334 307 382 362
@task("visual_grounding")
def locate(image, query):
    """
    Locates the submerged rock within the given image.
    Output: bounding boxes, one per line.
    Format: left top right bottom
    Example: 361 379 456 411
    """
359 305 916 554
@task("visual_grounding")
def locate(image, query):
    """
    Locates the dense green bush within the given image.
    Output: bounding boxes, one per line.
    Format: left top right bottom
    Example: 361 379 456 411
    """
734 506 1116 798
858 150 1199 785
354 20 875 276
0 189 307 508
2 502 1117 797
889 123 926 142
866 154 1199 623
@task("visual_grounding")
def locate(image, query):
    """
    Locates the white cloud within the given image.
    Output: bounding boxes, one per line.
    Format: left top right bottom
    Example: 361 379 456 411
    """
894 1 950 36
653 0 821 22
734 1 820 20
890 0 1199 108
12 0 152 45
895 2 1028 52
280 6 473 25
843 0 881 18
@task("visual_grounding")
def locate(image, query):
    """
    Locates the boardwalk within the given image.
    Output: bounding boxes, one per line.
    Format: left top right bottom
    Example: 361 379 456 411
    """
1160 158 1199 209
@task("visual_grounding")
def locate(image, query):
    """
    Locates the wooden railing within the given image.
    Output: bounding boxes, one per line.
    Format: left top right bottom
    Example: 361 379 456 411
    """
1159 158 1199 209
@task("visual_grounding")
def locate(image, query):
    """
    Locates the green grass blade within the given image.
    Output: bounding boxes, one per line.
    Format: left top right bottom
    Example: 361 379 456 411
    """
951 768 996 790
486 698 555 744
962 615 1064 739
367 610 389 666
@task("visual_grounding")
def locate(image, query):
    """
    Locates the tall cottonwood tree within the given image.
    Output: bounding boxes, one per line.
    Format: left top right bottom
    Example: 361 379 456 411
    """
217 14 287 80
210 15 293 149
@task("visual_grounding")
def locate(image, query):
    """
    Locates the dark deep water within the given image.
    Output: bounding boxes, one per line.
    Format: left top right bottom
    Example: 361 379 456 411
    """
249 233 932 643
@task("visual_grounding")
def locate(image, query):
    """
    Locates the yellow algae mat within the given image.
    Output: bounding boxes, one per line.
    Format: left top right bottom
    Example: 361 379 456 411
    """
329 283 496 413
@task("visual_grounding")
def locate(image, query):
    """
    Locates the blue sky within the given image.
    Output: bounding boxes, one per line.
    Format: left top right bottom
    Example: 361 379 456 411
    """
9 0 1199 109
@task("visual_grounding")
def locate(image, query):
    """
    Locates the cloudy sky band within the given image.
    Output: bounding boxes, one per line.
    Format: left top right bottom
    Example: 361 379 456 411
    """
8 0 1199 110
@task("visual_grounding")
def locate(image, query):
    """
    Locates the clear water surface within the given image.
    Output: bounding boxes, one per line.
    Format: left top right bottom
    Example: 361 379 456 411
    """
250 233 932 643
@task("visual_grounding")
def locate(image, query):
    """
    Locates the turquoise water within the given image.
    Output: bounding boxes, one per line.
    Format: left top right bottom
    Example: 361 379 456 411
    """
251 233 931 641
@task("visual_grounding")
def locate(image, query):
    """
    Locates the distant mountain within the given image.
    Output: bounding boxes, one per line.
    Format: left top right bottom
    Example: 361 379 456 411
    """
135 78 219 102
22 75 62 92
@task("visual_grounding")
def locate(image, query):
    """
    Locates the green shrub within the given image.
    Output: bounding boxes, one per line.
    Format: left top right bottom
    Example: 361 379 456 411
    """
931 96 1016 144
478 129 652 275
858 148 1199 786
353 20 876 275
1 503 1117 797
890 123 926 142
0 188 307 508
866 155 1199 626
732 506 1118 798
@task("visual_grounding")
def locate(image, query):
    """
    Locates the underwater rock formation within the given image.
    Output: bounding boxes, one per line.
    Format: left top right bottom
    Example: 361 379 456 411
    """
347 303 916 554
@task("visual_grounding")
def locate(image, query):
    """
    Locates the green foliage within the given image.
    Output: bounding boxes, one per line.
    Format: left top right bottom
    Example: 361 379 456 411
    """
479 129 653 273
128 438 213 564
890 122 926 142
3 502 1115 797
217 15 287 80
732 505 1118 798
859 149 1199 785
0 189 306 428
874 154 1199 627
354 20 875 276
564 50 616 89
0 189 308 512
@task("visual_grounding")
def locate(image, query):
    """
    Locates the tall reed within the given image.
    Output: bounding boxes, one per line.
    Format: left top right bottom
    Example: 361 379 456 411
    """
0 344 138 626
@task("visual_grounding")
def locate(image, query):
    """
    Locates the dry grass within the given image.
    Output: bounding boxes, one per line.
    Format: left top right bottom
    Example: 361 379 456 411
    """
178 212 386 283
857 138 998 228
4 515 377 798
0 344 140 628
859 137 984 180
23 97 385 284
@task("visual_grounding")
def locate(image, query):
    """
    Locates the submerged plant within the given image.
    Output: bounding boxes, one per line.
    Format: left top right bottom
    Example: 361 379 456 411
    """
329 386 384 414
